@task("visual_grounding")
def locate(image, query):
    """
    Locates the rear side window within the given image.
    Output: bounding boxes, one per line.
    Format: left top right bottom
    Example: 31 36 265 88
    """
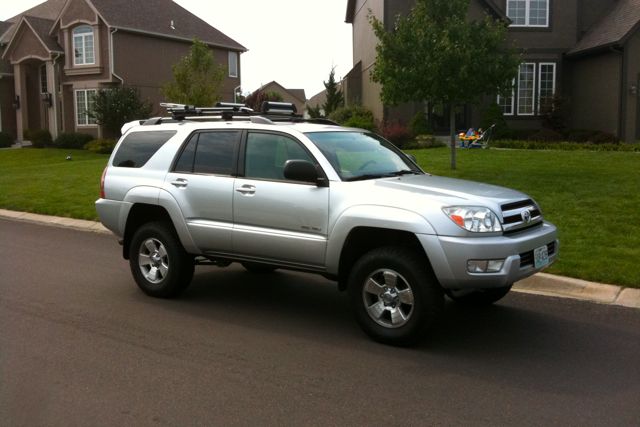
173 131 240 175
112 131 176 168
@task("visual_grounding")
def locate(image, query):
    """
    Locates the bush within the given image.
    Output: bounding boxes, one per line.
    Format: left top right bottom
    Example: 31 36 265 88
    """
84 138 117 154
590 131 618 144
379 120 412 146
29 129 53 148
404 134 445 149
54 132 94 149
527 128 564 142
328 105 376 131
491 140 640 152
409 111 431 136
480 103 510 139
0 132 13 148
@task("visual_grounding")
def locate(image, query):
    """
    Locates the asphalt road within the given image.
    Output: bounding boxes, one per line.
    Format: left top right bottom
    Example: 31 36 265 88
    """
1 219 639 426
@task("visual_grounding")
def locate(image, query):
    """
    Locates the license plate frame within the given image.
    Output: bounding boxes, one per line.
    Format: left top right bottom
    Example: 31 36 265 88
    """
534 245 550 269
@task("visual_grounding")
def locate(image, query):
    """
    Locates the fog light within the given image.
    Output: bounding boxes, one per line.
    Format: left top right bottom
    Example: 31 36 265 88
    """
467 259 504 273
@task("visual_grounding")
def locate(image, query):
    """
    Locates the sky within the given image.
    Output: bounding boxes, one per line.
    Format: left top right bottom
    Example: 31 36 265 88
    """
0 0 354 99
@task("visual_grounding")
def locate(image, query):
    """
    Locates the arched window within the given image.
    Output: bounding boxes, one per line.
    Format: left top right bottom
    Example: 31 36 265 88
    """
73 25 95 65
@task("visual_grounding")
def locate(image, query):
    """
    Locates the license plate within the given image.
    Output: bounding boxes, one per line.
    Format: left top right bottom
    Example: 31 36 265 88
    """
534 245 549 269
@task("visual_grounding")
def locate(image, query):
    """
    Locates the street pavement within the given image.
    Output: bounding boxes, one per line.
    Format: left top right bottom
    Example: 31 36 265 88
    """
1 208 638 309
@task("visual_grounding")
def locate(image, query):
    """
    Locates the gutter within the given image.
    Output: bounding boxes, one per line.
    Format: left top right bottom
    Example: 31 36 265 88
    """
52 52 61 137
110 27 124 84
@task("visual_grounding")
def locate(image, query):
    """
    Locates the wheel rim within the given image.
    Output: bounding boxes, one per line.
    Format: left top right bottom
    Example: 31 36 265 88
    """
362 269 414 329
138 238 169 284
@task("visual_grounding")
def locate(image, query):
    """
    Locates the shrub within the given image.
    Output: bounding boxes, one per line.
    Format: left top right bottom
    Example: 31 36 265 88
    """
480 103 510 139
404 134 445 149
0 132 13 148
527 128 564 142
490 140 640 152
54 132 94 149
379 120 412 146
84 138 117 154
590 131 618 144
244 89 283 112
566 129 595 142
29 129 53 148
328 105 376 131
91 86 152 138
409 111 431 136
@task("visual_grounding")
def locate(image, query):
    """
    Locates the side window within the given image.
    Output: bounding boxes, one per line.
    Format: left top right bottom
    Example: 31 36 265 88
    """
244 133 313 181
173 131 240 175
112 131 176 168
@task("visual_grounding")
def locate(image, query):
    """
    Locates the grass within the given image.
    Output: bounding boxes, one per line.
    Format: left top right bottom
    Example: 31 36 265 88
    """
0 146 638 288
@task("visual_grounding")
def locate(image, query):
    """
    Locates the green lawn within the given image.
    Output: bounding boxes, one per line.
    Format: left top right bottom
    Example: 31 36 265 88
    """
1 147 638 287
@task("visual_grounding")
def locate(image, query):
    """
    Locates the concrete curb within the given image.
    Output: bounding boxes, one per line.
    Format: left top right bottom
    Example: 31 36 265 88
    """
1 208 639 309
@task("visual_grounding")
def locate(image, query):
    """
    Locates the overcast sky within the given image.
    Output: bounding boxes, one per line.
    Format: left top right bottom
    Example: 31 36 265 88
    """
0 0 354 99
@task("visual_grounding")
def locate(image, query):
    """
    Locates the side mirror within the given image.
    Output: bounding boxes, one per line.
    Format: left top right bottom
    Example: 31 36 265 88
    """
283 160 327 186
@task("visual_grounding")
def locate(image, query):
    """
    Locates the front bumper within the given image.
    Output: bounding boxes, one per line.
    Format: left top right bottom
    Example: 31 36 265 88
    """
418 222 559 289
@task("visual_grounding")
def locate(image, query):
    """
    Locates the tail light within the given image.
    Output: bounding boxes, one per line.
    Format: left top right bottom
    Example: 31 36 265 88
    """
100 167 107 199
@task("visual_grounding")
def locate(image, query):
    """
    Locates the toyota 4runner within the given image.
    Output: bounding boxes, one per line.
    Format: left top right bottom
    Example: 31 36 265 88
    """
96 102 558 345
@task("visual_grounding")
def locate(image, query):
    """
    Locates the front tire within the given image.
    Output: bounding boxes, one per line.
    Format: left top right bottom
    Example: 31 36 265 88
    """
129 222 194 298
348 247 443 346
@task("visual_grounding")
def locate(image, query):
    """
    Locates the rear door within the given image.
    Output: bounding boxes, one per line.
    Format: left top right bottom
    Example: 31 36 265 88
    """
232 131 329 268
164 130 241 253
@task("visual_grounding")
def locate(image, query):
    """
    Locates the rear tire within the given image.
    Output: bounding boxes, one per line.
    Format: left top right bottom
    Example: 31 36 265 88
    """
129 222 194 298
444 285 512 306
348 247 443 346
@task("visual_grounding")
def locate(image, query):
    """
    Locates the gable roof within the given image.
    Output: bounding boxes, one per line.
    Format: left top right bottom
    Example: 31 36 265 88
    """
82 0 245 51
568 0 640 56
259 81 307 103
2 16 63 61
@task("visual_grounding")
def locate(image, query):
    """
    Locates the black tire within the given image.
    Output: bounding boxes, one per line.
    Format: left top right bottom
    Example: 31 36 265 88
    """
241 262 278 274
347 247 443 346
129 222 194 298
444 285 512 306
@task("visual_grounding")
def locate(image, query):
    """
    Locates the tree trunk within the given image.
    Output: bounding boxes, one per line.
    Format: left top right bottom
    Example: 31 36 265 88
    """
449 105 457 170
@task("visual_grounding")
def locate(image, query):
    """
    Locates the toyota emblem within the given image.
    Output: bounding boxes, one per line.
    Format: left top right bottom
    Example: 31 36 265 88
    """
521 210 532 223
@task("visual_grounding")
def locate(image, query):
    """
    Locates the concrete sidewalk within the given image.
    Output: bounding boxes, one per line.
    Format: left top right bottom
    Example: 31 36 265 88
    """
1 208 639 309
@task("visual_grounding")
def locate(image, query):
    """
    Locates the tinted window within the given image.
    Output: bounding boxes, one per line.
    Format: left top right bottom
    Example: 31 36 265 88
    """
172 131 239 175
244 133 313 180
112 131 176 168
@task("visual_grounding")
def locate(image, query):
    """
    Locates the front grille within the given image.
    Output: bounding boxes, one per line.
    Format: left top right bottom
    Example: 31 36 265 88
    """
520 241 556 268
501 199 542 233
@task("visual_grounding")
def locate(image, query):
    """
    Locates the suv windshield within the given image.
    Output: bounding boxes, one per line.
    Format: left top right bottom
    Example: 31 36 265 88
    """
305 131 421 181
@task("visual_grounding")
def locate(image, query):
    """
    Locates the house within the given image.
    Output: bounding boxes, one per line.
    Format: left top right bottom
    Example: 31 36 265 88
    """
344 0 640 142
255 81 307 116
0 0 246 142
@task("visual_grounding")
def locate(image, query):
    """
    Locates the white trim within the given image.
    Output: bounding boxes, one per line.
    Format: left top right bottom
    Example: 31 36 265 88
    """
507 0 549 28
517 62 536 116
74 89 98 127
497 79 515 116
73 25 96 66
537 62 556 114
228 51 238 78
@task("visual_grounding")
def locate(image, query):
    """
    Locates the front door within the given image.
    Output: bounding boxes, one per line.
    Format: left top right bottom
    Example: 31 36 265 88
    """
233 131 329 268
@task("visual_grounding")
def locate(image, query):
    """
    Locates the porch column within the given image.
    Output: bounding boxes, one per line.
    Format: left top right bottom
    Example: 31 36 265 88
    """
13 63 27 143
46 60 58 139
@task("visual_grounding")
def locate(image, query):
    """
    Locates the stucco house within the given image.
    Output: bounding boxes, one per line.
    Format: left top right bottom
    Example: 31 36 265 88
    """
0 0 245 142
344 0 640 142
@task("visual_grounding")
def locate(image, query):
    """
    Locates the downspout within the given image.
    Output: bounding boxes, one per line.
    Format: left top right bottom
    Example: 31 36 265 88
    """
110 27 124 84
52 52 61 138
611 46 626 141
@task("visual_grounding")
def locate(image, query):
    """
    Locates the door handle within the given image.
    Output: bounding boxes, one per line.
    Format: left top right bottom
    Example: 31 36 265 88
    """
170 178 188 188
235 185 256 195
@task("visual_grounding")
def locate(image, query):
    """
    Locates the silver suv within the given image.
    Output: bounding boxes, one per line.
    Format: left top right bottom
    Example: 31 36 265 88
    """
96 102 558 345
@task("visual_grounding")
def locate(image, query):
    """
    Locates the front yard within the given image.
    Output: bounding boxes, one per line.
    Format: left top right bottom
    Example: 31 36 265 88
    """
0 147 638 288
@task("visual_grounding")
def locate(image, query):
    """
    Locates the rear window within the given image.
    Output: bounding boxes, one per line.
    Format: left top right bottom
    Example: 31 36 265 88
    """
112 131 176 168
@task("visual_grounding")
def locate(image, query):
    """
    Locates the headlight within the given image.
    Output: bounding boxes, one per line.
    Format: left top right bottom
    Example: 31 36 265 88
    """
442 206 502 233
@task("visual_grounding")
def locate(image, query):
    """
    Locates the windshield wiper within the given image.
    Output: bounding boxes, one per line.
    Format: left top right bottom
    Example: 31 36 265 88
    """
345 170 421 182
387 170 421 177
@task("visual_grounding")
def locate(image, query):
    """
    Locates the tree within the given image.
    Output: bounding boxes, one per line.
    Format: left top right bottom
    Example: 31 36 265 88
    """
244 89 283 111
322 67 344 116
370 0 520 169
91 86 151 137
162 38 225 106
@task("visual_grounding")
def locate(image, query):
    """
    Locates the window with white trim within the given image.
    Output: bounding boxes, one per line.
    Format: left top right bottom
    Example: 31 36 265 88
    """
507 0 549 27
538 63 556 113
75 89 97 126
497 79 515 115
40 64 48 94
517 63 536 115
73 25 95 65
228 51 238 78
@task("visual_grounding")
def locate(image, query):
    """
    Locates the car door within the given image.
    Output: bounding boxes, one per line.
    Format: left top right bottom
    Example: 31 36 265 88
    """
233 131 329 268
164 130 241 253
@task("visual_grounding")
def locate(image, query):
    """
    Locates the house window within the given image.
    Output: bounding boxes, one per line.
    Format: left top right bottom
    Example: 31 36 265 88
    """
507 0 549 27
497 79 515 115
228 51 238 78
73 25 95 65
40 64 48 93
538 63 556 113
517 63 536 115
75 89 97 126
